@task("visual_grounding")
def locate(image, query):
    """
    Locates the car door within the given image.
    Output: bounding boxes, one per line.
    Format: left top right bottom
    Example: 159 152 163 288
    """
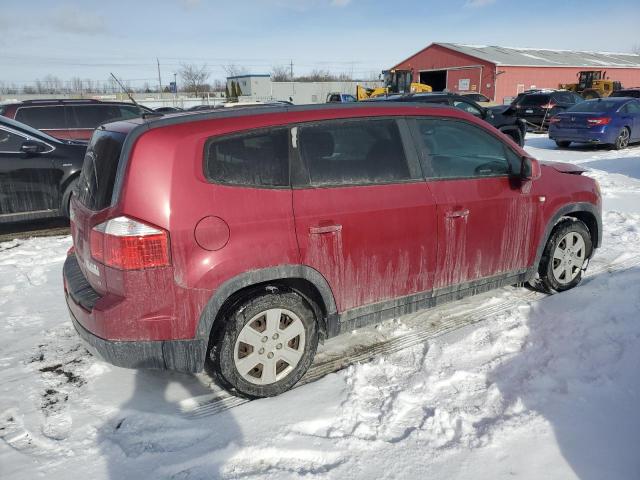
292 117 438 313
409 117 538 290
0 126 59 215
621 100 640 140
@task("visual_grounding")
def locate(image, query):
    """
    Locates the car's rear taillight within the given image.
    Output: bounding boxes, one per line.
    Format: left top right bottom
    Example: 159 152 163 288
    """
549 116 561 124
587 117 611 125
541 103 556 109
90 216 170 270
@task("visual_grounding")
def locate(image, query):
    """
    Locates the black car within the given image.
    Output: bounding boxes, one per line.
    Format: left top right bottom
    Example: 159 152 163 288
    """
0 116 86 223
610 88 640 99
154 106 184 113
511 90 584 129
367 92 527 146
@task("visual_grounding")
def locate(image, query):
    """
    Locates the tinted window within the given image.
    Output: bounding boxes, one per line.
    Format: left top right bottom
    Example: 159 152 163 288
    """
414 119 515 179
518 94 550 106
622 101 640 113
566 100 621 113
555 92 574 103
0 128 25 152
205 128 289 187
611 90 640 98
298 119 411 186
15 106 66 129
76 130 126 210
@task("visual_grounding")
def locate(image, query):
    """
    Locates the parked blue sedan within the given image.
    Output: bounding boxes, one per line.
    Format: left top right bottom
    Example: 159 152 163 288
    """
548 97 640 150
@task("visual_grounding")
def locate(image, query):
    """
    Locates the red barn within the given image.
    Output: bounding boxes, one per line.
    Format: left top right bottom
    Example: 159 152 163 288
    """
392 43 640 103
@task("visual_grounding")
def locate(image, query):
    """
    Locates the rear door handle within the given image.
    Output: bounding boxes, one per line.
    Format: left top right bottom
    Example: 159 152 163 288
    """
446 209 469 219
309 224 342 234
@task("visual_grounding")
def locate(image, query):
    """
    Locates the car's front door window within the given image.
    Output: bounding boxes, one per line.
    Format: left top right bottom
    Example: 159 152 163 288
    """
452 100 483 117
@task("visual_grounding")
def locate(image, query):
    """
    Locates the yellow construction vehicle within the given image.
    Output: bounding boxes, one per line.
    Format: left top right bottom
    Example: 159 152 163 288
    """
559 70 623 99
356 69 432 100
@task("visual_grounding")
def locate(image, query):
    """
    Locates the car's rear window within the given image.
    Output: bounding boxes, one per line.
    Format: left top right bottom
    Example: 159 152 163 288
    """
517 95 551 106
204 128 289 187
71 105 144 128
566 100 620 113
76 130 126 210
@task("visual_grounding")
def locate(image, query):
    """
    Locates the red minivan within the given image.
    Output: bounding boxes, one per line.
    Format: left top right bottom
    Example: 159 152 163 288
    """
63 103 601 398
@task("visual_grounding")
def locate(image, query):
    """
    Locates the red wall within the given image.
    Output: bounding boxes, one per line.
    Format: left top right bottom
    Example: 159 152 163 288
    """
496 66 640 104
393 44 640 104
393 44 497 99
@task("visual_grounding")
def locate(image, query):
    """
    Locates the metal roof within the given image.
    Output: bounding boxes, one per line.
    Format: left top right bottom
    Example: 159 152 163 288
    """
436 43 640 68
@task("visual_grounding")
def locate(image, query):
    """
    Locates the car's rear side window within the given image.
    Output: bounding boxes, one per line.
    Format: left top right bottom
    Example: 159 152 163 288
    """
15 106 66 129
204 128 289 187
297 118 413 186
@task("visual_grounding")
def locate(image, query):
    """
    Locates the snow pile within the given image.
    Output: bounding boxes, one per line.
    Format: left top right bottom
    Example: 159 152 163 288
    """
2 138 640 479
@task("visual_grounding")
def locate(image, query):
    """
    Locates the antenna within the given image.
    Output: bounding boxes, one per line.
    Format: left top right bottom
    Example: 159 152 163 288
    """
109 72 141 108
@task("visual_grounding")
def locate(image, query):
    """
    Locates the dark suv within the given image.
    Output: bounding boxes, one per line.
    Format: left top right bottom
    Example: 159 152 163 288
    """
610 88 640 99
511 90 584 128
0 116 86 222
368 92 527 146
0 99 152 141
63 103 601 398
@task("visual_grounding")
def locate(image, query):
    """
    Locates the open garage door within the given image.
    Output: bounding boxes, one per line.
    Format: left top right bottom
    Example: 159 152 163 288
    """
420 70 447 91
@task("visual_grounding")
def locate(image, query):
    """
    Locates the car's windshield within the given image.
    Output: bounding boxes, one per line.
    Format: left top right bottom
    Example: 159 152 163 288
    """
566 100 622 113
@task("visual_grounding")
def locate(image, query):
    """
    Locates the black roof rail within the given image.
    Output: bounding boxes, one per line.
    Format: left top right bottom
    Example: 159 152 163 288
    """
21 99 103 105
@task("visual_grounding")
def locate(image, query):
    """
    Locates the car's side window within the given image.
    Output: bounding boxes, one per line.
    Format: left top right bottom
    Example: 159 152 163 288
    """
0 128 25 153
15 106 65 130
624 101 640 114
413 118 517 179
297 118 415 186
204 128 289 188
452 100 483 117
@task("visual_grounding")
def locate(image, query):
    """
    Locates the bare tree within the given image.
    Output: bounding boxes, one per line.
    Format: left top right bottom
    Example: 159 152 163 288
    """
70 77 83 94
42 75 63 93
222 64 248 78
271 65 291 82
633 44 640 55
180 63 211 97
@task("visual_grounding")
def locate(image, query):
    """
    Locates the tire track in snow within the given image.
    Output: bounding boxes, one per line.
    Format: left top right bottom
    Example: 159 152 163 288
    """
181 253 640 418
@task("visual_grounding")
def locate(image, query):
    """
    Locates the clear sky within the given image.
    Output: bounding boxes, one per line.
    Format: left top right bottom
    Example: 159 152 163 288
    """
1 0 639 89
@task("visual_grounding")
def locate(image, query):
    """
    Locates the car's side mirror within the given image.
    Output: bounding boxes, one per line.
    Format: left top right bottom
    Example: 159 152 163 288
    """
482 108 493 119
20 140 47 155
520 156 541 180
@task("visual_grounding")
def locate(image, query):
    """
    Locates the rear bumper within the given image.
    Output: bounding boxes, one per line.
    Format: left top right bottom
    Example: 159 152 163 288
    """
64 254 206 372
549 125 616 144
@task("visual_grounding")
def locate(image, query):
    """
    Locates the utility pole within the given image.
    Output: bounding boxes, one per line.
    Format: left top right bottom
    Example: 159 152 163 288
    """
173 73 178 103
157 58 162 99
289 60 294 81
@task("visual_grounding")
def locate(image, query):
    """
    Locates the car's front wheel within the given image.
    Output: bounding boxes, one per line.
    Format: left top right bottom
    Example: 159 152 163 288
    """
60 178 78 219
537 219 592 293
555 140 571 148
208 290 319 398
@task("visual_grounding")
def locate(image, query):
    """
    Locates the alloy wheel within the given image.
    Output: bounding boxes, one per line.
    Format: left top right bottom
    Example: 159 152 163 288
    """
552 232 586 284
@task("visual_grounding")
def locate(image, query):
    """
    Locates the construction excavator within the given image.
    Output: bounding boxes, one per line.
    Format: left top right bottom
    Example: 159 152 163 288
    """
559 70 623 99
356 69 432 100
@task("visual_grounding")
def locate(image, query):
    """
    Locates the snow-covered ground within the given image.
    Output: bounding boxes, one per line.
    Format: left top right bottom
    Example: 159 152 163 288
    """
1 135 640 479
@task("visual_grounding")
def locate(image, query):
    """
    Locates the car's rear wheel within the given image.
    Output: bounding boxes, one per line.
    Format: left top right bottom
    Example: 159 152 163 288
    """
555 140 571 148
208 290 319 398
613 127 630 150
60 178 78 219
536 219 592 293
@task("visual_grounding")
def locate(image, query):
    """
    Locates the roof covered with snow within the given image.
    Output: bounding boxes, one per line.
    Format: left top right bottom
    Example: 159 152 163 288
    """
437 43 640 68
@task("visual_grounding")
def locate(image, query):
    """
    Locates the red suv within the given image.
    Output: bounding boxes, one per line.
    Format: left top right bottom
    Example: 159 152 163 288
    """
63 104 601 398
0 99 151 141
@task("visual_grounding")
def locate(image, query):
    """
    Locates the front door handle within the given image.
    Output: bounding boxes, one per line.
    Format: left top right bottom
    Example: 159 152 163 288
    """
309 224 342 234
446 209 470 219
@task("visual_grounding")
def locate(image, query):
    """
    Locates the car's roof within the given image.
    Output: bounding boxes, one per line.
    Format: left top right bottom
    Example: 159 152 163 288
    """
100 101 467 135
583 97 633 104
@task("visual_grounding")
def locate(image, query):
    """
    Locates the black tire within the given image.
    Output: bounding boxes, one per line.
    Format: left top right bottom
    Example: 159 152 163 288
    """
555 140 571 149
612 127 630 150
508 128 524 147
60 177 78 219
536 219 592 293
207 290 319 398
582 90 601 100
